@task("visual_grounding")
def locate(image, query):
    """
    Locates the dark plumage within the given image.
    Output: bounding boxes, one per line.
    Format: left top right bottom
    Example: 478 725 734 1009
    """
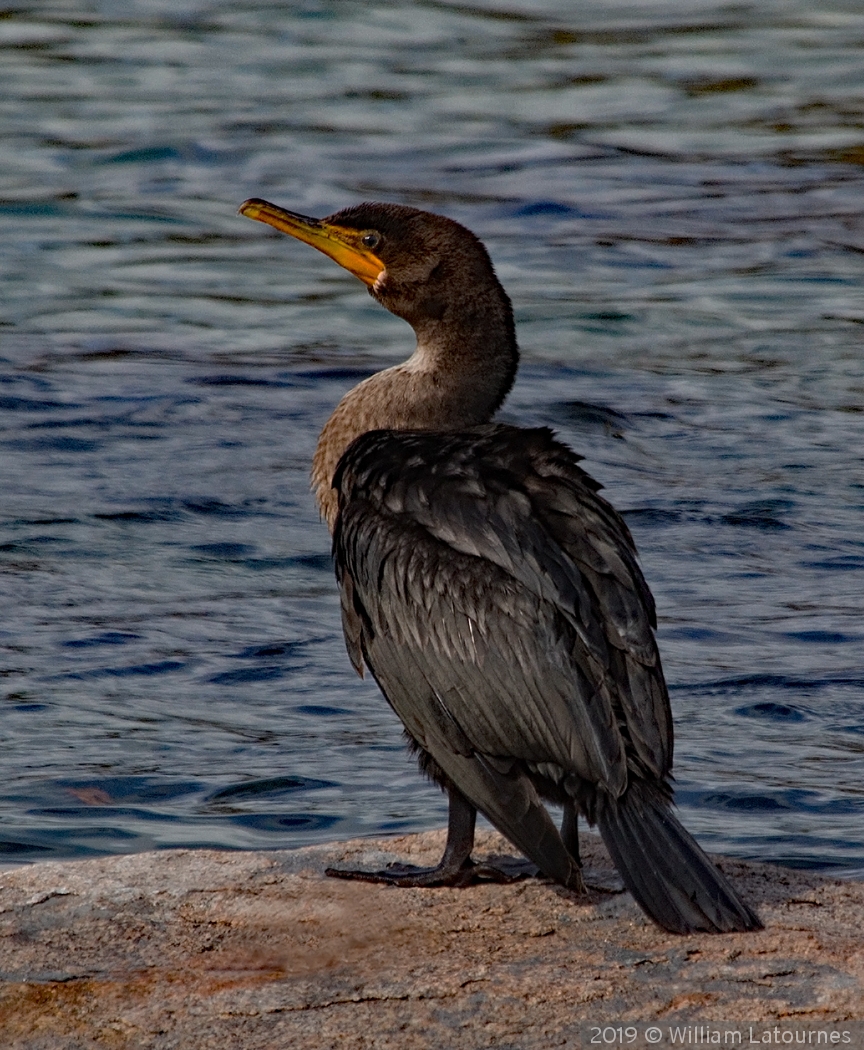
239 197 762 934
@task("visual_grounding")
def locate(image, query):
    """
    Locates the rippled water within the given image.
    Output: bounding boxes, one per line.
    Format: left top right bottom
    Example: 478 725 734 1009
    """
2 0 864 875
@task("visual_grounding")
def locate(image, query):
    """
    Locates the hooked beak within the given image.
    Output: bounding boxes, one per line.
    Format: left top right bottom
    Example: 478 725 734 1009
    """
239 198 384 288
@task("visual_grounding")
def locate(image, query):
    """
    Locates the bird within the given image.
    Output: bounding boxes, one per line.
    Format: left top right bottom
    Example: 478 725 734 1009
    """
239 196 762 934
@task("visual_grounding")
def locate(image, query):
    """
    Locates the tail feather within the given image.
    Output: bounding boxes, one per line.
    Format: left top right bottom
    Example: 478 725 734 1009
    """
596 783 762 934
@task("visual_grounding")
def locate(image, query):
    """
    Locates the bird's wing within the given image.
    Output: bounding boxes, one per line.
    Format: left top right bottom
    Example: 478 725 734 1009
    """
333 425 671 798
515 429 672 777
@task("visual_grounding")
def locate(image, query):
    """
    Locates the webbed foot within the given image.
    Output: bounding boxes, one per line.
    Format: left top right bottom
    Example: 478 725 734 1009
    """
324 856 525 888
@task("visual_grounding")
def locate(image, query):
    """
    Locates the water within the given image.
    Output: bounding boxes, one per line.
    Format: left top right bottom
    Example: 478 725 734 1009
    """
2 0 864 875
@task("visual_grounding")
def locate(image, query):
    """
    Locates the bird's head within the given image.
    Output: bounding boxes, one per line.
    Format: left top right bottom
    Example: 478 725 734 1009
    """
238 198 510 335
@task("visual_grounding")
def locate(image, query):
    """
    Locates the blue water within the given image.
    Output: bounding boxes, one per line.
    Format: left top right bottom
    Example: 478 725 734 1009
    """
2 0 864 875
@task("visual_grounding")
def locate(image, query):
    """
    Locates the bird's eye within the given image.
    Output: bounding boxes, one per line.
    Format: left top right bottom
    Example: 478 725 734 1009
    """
361 231 381 250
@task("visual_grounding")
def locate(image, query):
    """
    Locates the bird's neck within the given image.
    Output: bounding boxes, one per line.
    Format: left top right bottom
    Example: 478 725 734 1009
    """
312 316 518 530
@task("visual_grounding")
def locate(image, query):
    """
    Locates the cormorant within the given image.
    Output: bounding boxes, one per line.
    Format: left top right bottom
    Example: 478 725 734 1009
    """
239 197 761 934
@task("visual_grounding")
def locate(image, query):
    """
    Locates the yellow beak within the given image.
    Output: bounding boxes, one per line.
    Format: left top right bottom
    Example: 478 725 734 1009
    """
239 198 384 287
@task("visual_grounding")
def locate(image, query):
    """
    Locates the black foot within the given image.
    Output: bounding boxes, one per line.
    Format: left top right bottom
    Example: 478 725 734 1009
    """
566 867 588 895
324 857 526 888
583 874 623 895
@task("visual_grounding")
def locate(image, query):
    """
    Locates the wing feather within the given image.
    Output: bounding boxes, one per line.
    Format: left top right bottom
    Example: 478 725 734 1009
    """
333 424 672 799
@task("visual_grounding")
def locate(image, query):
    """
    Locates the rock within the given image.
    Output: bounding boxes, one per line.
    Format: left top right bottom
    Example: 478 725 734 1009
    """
0 830 862 1048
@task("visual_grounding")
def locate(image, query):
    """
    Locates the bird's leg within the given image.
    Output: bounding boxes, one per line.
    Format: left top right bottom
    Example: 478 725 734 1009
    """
560 799 581 866
325 787 524 887
560 800 587 894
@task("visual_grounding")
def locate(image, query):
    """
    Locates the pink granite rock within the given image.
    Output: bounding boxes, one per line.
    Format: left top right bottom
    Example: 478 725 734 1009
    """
1 830 862 1048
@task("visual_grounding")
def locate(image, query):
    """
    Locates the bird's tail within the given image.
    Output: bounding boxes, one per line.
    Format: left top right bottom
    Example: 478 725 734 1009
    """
595 782 762 934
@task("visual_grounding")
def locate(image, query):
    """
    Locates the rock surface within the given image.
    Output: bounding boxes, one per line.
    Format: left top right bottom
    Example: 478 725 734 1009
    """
1 830 862 1049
